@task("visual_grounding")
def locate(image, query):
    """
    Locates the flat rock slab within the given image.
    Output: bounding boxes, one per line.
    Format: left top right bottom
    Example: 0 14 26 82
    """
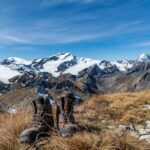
141 104 150 110
146 121 150 129
140 135 150 143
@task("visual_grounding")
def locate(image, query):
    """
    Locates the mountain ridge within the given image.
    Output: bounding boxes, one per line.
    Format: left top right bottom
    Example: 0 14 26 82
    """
0 52 150 83
0 52 150 101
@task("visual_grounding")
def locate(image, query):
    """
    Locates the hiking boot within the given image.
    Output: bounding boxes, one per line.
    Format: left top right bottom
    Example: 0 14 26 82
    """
58 91 81 137
60 92 76 126
20 95 54 144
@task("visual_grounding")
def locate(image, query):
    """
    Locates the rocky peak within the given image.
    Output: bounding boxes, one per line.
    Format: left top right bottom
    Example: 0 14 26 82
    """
112 60 135 72
137 53 150 62
1 57 31 65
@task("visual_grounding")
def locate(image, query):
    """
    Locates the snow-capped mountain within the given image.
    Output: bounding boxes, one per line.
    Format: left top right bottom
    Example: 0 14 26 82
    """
0 52 150 83
1 57 33 73
0 64 20 83
137 53 150 62
31 53 133 76
3 57 31 65
112 60 135 72
32 53 78 76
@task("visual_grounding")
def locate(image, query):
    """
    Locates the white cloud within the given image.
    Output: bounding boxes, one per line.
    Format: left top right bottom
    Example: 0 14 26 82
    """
41 0 97 6
0 18 142 46
133 41 150 47
0 0 144 46
0 34 27 44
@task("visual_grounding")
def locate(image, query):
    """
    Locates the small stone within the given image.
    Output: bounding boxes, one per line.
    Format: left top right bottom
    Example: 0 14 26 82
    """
135 125 145 131
138 128 148 135
129 123 136 131
102 120 106 123
141 104 150 110
146 120 150 129
146 120 150 124
145 129 150 133
139 135 150 142
118 125 127 132
107 125 116 130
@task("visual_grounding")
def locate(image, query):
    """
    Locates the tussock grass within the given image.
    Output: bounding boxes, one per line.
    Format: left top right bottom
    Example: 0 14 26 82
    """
78 90 150 125
0 111 32 150
0 90 150 150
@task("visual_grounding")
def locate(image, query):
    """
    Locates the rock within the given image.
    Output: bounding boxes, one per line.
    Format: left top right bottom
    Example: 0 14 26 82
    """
138 128 148 135
0 102 14 113
0 102 9 113
0 82 12 93
118 123 150 144
146 121 150 129
141 104 150 110
134 125 145 131
118 124 136 132
145 129 150 133
118 125 128 132
8 108 16 114
107 125 116 130
139 135 150 143
129 123 136 131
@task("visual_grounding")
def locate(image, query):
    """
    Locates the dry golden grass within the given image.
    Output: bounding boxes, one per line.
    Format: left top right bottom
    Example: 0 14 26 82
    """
79 90 150 125
0 90 150 150
0 111 32 150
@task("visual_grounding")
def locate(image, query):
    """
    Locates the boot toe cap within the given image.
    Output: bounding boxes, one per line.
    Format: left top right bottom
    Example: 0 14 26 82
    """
20 128 39 144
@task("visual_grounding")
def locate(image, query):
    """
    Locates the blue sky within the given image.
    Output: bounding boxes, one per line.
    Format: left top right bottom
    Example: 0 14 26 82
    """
0 0 150 60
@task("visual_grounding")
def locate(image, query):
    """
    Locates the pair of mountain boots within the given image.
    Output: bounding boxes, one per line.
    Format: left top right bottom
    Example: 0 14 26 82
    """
20 92 80 144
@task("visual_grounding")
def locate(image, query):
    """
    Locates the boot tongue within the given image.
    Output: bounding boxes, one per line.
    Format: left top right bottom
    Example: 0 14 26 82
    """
37 95 50 108
45 97 50 105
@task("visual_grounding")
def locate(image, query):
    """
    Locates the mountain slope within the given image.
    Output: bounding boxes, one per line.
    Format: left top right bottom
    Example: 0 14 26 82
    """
0 52 150 97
